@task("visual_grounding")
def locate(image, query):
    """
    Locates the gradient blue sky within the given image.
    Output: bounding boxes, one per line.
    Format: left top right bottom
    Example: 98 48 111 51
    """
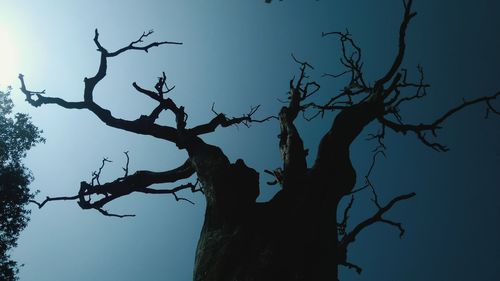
1 0 499 280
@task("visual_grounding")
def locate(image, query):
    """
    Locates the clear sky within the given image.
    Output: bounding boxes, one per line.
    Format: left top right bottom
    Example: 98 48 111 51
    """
1 0 499 280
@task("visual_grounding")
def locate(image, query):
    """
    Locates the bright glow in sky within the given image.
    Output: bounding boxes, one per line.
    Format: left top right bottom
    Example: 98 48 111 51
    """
0 25 19 87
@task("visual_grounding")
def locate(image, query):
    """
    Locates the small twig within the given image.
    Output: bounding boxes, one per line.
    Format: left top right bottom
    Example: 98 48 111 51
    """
92 157 112 186
97 208 135 218
122 151 130 177
291 53 314 70
338 195 355 236
341 261 363 274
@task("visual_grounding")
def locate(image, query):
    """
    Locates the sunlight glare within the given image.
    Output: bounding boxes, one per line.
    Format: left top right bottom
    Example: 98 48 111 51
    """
0 26 19 87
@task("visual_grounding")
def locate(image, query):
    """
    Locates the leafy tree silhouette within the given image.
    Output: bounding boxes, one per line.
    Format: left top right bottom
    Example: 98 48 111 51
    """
0 88 44 281
21 1 498 280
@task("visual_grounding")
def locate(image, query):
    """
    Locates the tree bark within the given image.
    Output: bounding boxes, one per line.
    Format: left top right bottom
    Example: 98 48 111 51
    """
188 135 344 280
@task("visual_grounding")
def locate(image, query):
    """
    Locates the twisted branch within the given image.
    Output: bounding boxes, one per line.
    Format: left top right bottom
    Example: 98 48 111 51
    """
30 156 197 217
340 192 416 248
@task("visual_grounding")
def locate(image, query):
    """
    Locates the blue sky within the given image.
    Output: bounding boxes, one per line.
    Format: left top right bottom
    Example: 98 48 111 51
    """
1 0 499 280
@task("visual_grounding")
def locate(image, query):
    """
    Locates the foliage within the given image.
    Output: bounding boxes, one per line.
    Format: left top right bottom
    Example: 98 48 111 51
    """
0 88 44 280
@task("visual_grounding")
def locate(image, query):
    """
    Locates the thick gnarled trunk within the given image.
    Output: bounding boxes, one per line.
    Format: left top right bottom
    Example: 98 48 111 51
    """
188 138 343 281
190 95 385 281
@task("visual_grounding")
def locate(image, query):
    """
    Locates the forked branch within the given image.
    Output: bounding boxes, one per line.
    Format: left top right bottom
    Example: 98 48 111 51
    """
99 29 182 57
18 30 183 145
30 156 199 217
379 91 500 151
375 0 417 89
189 103 277 136
339 192 416 248
313 0 499 154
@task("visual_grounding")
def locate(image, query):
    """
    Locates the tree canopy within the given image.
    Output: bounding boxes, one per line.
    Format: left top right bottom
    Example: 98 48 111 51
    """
0 88 44 280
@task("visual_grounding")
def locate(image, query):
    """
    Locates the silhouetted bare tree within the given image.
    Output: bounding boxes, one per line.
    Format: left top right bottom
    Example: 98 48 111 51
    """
21 1 498 280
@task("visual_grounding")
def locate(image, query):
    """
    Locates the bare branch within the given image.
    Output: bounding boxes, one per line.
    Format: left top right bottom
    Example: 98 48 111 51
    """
97 208 135 218
93 29 182 58
380 91 500 151
29 195 79 209
338 195 355 236
341 261 362 274
19 74 181 143
189 104 276 135
264 168 283 186
132 82 164 102
432 92 500 126
322 29 368 90
375 0 417 89
340 192 416 247
29 159 197 217
291 53 314 70
91 157 112 186
122 151 130 177
380 218 406 238
486 100 500 117
274 57 320 189
322 70 350 79
366 124 387 152
132 78 188 131
385 66 429 108
19 29 184 144
18 74 86 109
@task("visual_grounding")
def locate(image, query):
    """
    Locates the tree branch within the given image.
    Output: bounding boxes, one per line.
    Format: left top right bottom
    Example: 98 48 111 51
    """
30 157 197 217
375 0 416 89
340 192 416 247
276 56 317 189
103 30 182 57
29 195 79 209
189 104 276 136
337 195 354 236
19 29 183 144
340 261 362 274
380 91 500 151
19 75 181 144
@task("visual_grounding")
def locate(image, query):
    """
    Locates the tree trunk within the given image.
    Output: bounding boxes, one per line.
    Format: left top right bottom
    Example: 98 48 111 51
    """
188 138 341 281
